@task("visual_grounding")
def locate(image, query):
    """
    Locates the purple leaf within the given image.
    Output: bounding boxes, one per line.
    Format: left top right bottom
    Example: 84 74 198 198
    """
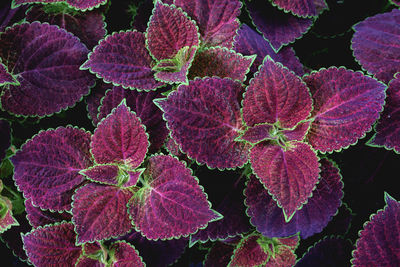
26 5 106 50
80 164 119 185
188 46 255 81
303 67 386 152
351 193 400 267
128 155 221 240
351 9 400 83
0 196 19 234
110 241 145 267
76 257 105 267
0 22 94 116
0 62 17 85
97 86 168 153
174 0 242 48
282 121 311 141
242 56 312 128
0 119 11 163
156 77 250 169
233 24 305 76
13 0 107 11
245 158 343 238
11 127 93 211
85 79 109 126
22 222 82 267
369 73 400 152
229 234 268 267
246 0 313 52
72 183 134 244
81 30 163 91
25 198 72 228
91 100 148 169
250 141 320 222
238 124 274 144
271 0 328 17
204 242 235 267
1 2 27 32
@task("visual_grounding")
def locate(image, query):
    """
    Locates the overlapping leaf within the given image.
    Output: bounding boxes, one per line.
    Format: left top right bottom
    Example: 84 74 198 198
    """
0 22 94 116
0 62 17 85
86 79 108 126
0 195 19 233
271 0 328 17
25 198 72 228
13 0 107 11
351 193 400 266
128 155 221 240
11 127 93 211
351 9 400 83
156 77 249 169
109 241 145 266
174 0 241 48
303 67 386 152
80 164 120 185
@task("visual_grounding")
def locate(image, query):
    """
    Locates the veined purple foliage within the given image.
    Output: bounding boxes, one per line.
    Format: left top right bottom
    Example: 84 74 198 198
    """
76 257 105 267
351 193 400 266
0 195 19 234
282 121 311 142
26 5 106 50
80 164 120 185
204 242 235 267
174 0 241 48
271 0 328 17
239 123 275 144
81 30 163 91
0 22 94 116
109 241 145 267
22 222 82 267
0 1 27 32
0 62 17 85
25 198 72 228
85 79 109 126
11 127 93 211
245 158 343 238
91 100 148 169
13 0 107 11
245 0 313 52
229 234 269 267
188 46 255 81
351 9 400 83
303 67 386 152
369 73 400 152
0 119 11 163
128 155 222 240
156 77 250 169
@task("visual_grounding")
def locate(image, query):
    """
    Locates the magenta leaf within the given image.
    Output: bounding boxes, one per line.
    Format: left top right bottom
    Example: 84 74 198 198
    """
351 193 400 266
271 0 328 17
245 0 313 52
76 257 105 267
91 100 148 169
0 119 11 163
0 196 19 233
128 155 222 240
245 158 343 238
188 46 255 81
303 67 386 152
72 183 134 244
242 56 312 128
110 241 145 267
282 121 310 141
0 62 17 85
13 0 107 11
11 127 93 211
80 164 119 185
174 0 241 48
81 30 163 91
155 77 250 169
233 24 305 76
250 141 320 222
238 124 274 145
368 73 400 152
22 222 82 267
351 9 400 83
25 198 72 228
0 22 94 116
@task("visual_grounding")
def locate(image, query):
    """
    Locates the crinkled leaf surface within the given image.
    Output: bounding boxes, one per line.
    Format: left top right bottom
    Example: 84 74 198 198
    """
22 222 82 267
80 164 120 185
13 0 107 11
271 0 327 17
81 30 163 91
239 124 274 144
0 196 18 233
0 119 11 163
233 24 304 76
282 121 310 141
128 155 221 240
369 73 400 152
303 67 386 152
243 56 312 128
174 0 241 48
110 241 145 267
250 141 320 222
25 198 72 228
0 62 16 85
229 234 268 267
246 0 313 52
86 79 108 126
72 183 134 244
351 193 400 266
0 22 94 116
246 158 343 238
351 9 400 83
11 127 93 211
156 77 249 169
91 100 148 169
188 47 254 81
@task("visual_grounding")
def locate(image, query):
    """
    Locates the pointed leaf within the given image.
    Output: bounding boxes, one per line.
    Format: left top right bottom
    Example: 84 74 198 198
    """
110 241 145 267
243 56 312 128
246 0 313 51
282 121 310 141
156 77 249 169
250 141 320 222
81 30 163 91
351 9 400 83
13 0 107 11
271 0 327 17
25 198 72 228
22 222 82 267
174 0 241 48
72 183 134 244
91 100 148 169
128 155 221 240
0 62 17 85
0 119 11 163
0 22 94 116
188 46 255 81
80 164 120 185
351 193 400 267
303 67 386 152
239 124 274 144
0 196 19 233
11 127 93 211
